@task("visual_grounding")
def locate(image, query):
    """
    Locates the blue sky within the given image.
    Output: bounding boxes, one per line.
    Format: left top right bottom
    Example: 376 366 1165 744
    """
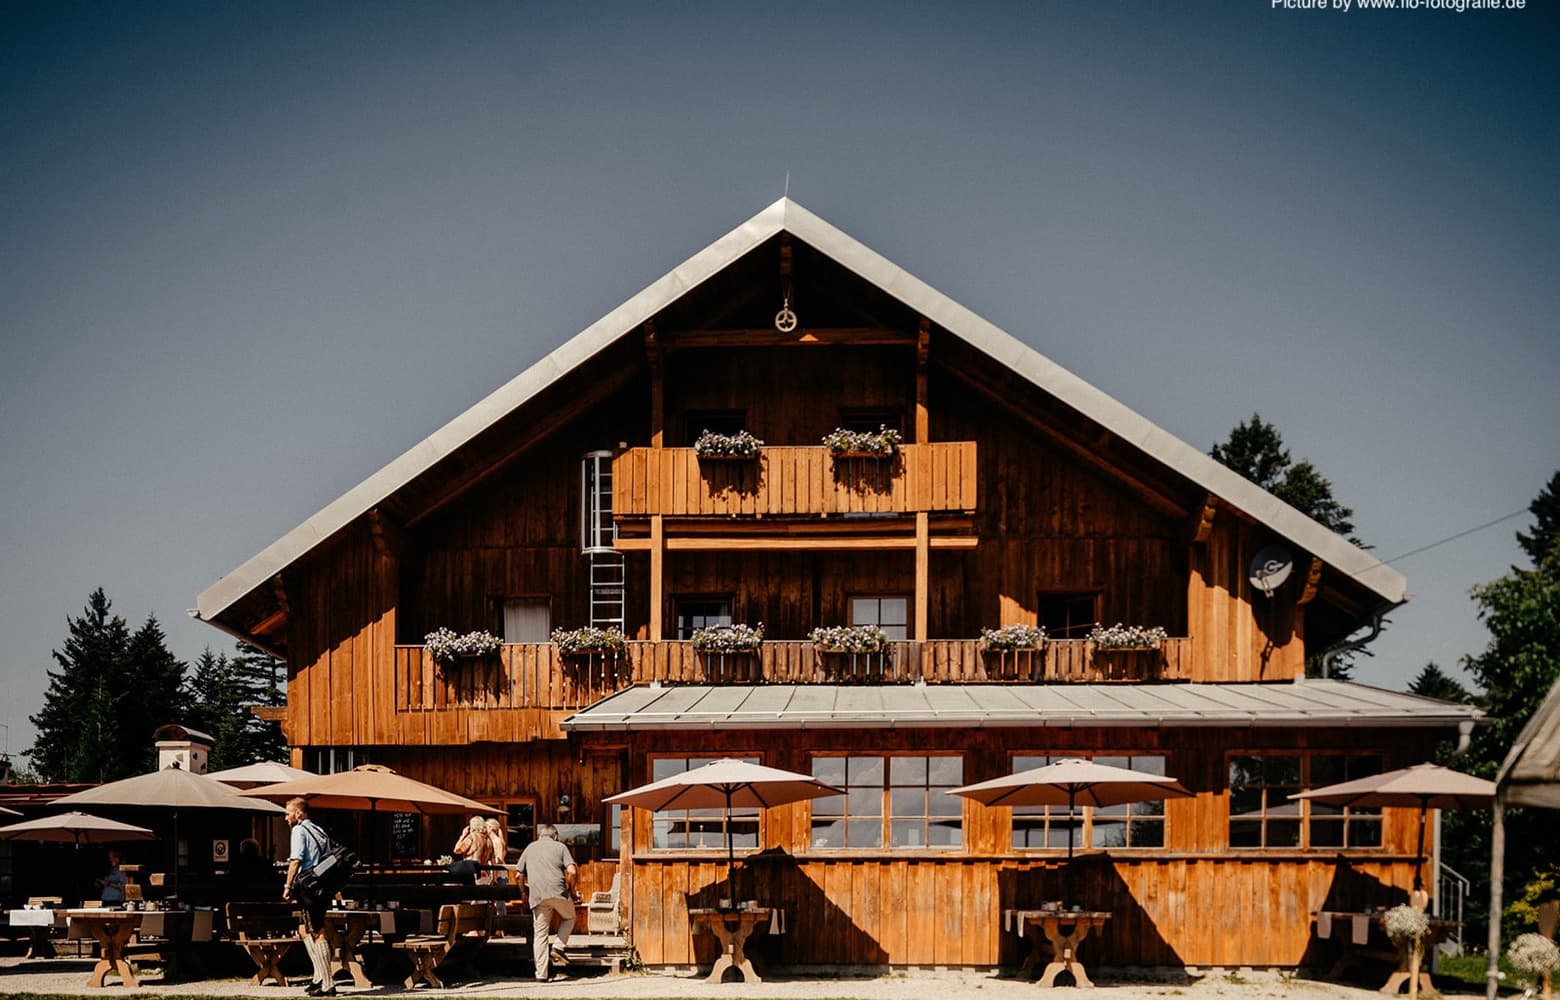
2 1 1555 764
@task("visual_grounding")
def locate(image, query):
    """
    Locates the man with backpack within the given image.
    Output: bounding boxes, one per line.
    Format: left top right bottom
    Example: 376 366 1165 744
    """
283 797 337 996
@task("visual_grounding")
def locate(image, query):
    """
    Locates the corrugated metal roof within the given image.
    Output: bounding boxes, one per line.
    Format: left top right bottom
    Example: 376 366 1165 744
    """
196 198 1405 625
560 680 1481 732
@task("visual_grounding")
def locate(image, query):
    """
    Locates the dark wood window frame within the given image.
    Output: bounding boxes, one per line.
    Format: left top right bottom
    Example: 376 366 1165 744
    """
808 752 964 851
1010 752 1169 851
1227 751 1384 850
1037 591 1101 641
647 755 761 852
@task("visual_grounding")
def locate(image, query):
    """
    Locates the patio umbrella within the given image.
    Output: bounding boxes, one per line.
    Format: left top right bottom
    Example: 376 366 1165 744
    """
604 758 844 910
54 762 284 894
1293 762 1495 891
0 811 157 847
206 761 316 789
950 758 1192 865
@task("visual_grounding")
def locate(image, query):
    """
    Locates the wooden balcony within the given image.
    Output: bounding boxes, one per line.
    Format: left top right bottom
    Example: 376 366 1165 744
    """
394 638 1193 713
611 442 977 519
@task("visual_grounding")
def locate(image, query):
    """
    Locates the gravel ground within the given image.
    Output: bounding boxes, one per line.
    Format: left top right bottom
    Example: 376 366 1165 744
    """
0 956 1441 999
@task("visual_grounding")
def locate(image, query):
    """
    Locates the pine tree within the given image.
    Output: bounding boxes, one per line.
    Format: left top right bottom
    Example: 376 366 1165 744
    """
120 616 190 775
185 642 288 770
1210 413 1360 543
1407 662 1473 704
1516 470 1560 565
28 589 130 782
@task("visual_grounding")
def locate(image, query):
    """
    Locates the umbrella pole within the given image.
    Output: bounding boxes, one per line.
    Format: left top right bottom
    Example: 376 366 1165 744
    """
725 786 736 912
1064 788 1078 903
1413 802 1428 893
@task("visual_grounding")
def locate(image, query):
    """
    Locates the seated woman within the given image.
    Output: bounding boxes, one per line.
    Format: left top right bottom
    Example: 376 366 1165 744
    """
447 816 492 885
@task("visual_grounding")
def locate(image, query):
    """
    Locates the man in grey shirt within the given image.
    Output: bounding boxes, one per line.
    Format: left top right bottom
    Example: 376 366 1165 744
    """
515 824 578 981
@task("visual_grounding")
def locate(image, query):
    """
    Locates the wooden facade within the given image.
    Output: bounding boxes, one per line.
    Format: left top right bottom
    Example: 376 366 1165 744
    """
199 202 1467 972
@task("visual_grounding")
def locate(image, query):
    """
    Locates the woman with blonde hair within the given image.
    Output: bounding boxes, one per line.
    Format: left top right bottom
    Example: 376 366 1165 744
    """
485 818 509 883
447 815 492 885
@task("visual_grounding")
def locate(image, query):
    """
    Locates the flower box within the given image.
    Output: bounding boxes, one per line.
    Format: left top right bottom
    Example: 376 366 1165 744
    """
424 628 502 667
1087 623 1168 651
979 624 1047 652
691 622 764 654
808 624 889 654
693 429 764 460
552 625 627 656
823 426 901 459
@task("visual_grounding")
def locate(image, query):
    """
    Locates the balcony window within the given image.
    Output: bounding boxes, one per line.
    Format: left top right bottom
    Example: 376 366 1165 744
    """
650 756 759 850
1038 593 1098 640
674 597 733 640
498 598 550 643
1011 754 1168 850
682 410 747 447
1229 753 1383 849
810 754 963 850
838 408 905 436
850 596 908 641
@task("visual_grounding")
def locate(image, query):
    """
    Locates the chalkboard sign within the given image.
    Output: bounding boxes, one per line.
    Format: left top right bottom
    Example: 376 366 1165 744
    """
390 812 419 860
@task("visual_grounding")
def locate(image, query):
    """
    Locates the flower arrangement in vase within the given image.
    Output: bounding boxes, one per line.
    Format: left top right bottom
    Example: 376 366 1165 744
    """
424 628 502 667
1087 623 1168 651
551 624 627 655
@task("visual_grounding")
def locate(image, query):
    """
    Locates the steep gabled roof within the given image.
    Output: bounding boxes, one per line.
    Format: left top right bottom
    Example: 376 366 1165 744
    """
195 198 1405 632
1497 670 1560 809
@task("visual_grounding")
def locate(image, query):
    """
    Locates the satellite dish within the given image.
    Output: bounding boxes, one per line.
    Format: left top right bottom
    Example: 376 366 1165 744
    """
1248 546 1293 597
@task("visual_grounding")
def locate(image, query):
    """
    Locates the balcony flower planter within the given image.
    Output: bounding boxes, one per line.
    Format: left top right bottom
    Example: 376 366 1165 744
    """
1087 623 1168 651
424 628 502 668
808 624 889 654
552 625 627 657
823 426 901 459
979 624 1047 653
693 429 764 460
691 622 764 654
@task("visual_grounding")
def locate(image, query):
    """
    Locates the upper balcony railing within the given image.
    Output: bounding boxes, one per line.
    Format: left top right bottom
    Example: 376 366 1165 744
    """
611 443 978 519
394 637 1193 713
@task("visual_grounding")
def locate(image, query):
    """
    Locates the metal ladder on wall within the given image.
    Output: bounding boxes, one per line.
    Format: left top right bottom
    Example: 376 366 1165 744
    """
581 451 625 632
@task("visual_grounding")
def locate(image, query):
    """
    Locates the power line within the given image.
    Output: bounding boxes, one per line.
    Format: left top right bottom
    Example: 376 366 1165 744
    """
1378 508 1530 566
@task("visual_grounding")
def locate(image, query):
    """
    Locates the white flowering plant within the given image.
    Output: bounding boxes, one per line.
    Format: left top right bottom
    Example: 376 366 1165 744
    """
424 628 503 666
691 622 765 653
693 429 764 458
1087 623 1169 650
980 624 1047 652
809 624 889 653
823 425 902 457
551 624 627 654
1508 932 1560 975
1383 904 1430 942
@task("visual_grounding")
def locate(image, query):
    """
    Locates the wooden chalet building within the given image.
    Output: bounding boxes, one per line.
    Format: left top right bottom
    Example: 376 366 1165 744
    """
196 199 1481 971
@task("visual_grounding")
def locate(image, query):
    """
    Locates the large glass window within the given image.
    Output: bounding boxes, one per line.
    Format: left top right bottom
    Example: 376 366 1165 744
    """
1010 754 1167 850
650 756 759 850
674 597 733 640
1037 593 1098 640
850 596 909 641
810 754 963 850
1229 753 1383 849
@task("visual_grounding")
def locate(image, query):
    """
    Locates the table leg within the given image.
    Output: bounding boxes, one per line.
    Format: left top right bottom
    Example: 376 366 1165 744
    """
330 922 373 987
703 918 762 984
1037 920 1094 989
87 923 139 989
1019 922 1045 980
26 926 57 959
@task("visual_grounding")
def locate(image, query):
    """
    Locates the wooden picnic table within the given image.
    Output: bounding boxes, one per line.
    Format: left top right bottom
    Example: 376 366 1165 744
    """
1314 910 1461 995
1003 908 1111 988
688 906 776 984
62 908 143 988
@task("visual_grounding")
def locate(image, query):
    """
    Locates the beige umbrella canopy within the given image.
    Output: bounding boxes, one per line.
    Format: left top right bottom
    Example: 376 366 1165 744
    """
606 758 844 909
206 760 316 789
0 811 157 847
1293 762 1495 890
232 764 500 815
950 757 1192 864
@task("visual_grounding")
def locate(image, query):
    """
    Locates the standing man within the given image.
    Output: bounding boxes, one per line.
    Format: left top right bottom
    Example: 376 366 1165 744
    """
97 850 127 904
514 823 578 982
283 797 336 997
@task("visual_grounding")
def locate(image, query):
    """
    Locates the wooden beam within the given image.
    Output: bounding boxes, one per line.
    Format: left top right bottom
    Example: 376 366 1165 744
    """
649 515 664 641
914 511 929 641
615 535 979 552
369 508 407 559
272 574 289 621
1190 495 1217 544
664 327 916 350
915 319 930 444
645 322 663 449
1297 556 1323 606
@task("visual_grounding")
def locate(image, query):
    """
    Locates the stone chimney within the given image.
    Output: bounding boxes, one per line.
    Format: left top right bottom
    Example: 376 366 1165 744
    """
152 724 215 774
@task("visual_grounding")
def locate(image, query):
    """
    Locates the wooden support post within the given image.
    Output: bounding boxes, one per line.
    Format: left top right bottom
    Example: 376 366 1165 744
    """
915 320 930 444
1486 798 1505 1000
914 512 929 642
646 322 663 449
649 515 664 642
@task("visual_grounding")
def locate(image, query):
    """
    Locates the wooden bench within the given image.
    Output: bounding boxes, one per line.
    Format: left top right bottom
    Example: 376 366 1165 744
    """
226 901 301 987
392 902 492 989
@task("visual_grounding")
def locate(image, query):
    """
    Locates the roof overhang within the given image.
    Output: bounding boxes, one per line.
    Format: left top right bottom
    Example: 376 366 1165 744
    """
1496 670 1560 809
196 198 1407 639
561 680 1483 733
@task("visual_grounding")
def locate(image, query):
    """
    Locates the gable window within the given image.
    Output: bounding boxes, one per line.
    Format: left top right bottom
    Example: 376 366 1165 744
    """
1038 593 1098 640
1011 754 1167 850
673 597 733 640
650 756 759 850
682 410 747 447
1229 753 1383 849
810 754 963 849
498 598 550 643
850 596 908 641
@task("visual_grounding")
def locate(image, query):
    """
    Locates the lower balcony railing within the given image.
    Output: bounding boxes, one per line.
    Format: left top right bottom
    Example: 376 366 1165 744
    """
394 637 1193 712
